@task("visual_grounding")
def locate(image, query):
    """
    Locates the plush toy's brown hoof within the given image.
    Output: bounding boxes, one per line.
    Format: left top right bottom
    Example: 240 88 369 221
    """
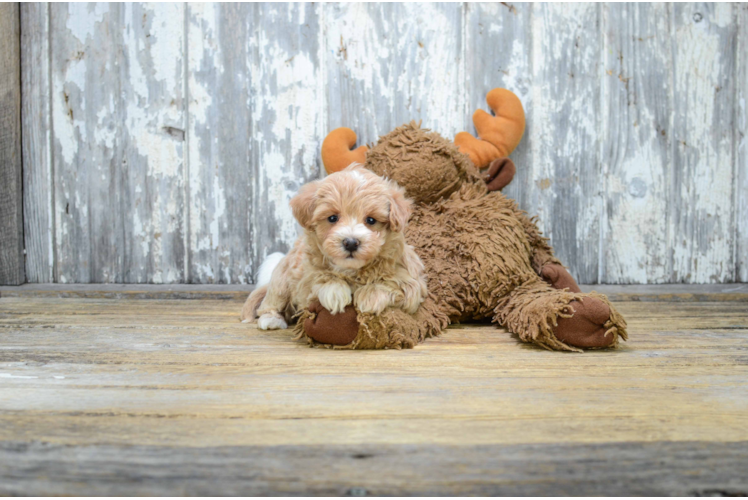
303 301 360 346
554 298 616 348
540 263 582 293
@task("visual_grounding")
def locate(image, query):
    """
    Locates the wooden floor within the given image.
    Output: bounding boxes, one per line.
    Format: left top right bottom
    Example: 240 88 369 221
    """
0 286 747 495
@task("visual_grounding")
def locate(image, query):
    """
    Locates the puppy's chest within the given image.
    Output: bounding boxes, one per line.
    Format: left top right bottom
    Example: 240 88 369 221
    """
329 268 393 290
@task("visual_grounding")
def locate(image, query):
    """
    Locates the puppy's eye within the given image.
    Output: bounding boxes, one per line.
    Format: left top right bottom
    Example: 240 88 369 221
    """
365 217 377 225
327 215 339 223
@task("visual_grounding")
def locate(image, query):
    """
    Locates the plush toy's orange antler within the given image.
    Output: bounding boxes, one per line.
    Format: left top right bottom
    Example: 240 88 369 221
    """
454 88 526 169
321 128 368 174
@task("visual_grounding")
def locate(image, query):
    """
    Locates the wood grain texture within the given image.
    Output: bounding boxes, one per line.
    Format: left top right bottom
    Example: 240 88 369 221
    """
186 3 322 284
582 282 748 301
0 283 254 300
21 3 53 283
186 3 252 284
250 3 326 283
601 4 672 284
249 4 323 279
50 3 186 284
1 441 746 496
2 282 748 301
0 295 747 494
0 298 747 447
738 4 748 282
670 3 737 283
528 4 603 284
0 3 24 285
465 3 533 209
324 3 466 145
18 3 748 284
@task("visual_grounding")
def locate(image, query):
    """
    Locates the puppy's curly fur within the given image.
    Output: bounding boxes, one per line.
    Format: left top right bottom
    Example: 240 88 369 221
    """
242 164 427 330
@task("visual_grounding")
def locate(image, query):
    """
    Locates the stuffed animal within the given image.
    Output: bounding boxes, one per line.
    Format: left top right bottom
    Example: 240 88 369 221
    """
296 89 627 352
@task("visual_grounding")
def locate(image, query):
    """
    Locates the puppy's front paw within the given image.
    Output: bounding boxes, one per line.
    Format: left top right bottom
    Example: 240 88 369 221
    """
258 313 288 330
355 285 392 315
316 282 352 315
401 279 426 314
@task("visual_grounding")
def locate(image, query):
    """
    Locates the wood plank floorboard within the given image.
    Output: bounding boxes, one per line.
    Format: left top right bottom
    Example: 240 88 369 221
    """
0 292 746 495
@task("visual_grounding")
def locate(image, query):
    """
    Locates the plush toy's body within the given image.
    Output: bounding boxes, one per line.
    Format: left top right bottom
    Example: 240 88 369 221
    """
286 88 627 351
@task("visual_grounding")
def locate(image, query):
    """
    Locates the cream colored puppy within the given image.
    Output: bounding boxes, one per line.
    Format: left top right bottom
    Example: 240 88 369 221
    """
241 164 427 330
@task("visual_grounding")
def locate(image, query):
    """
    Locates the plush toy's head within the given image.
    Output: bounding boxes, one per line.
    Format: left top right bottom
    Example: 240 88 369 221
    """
365 122 480 204
320 88 526 201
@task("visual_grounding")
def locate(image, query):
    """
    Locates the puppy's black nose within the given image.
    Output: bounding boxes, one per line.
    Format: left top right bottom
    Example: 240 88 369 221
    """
343 238 359 252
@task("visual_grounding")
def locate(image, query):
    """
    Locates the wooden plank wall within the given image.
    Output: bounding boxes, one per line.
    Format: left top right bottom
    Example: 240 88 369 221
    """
19 2 748 285
738 4 748 282
0 3 24 285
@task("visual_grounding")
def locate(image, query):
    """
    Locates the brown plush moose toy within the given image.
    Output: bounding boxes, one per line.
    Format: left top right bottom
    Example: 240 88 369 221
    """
279 88 627 352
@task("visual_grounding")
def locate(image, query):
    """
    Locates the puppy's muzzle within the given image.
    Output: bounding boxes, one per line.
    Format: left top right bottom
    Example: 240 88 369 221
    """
342 238 360 253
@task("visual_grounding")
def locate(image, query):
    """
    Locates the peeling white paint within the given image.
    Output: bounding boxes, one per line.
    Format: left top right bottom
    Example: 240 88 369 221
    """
53 78 85 166
25 2 747 284
210 171 226 251
251 31 320 248
324 3 463 142
738 6 748 282
186 3 217 272
132 209 150 257
671 3 735 282
600 4 672 284
528 3 604 281
65 3 108 44
148 3 182 90
262 150 300 247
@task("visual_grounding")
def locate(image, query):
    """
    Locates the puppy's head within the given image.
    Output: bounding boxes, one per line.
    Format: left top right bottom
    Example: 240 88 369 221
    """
290 164 411 270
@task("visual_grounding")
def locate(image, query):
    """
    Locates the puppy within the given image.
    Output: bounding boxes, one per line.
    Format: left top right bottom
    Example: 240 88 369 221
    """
241 163 427 330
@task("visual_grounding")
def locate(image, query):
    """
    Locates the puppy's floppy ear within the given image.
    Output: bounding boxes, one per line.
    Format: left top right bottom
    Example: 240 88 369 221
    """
290 181 320 229
387 184 412 232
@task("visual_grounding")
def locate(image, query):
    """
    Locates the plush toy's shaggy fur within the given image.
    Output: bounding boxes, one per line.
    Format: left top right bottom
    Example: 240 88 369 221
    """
300 122 627 352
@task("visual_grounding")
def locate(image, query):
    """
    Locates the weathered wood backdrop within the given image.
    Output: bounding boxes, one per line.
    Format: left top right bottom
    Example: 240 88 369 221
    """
19 2 748 284
0 3 23 285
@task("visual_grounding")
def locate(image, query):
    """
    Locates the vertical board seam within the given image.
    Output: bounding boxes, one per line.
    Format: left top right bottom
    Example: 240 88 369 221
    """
182 2 191 283
665 2 675 283
118 3 126 283
528 2 535 219
17 2 26 284
461 2 469 132
667 2 676 282
249 4 258 282
597 2 606 284
739 3 746 281
319 2 327 180
47 2 57 283
731 3 740 282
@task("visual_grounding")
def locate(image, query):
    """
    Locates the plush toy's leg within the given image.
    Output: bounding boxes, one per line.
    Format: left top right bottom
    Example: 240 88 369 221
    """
539 263 582 293
296 296 448 349
510 208 582 293
299 301 360 346
494 277 627 352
